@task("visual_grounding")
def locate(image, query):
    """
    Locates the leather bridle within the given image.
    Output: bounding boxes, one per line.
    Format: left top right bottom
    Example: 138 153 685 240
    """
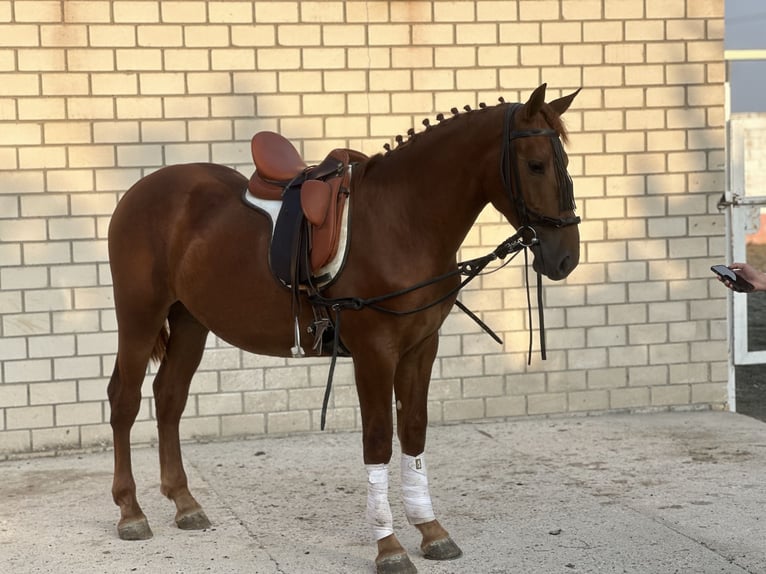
501 103 581 240
309 102 581 429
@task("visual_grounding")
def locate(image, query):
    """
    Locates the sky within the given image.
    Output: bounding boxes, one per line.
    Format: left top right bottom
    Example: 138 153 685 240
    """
726 0 766 112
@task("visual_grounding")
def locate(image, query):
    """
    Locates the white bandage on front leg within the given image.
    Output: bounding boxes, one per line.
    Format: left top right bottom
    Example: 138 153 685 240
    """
366 463 394 540
401 452 436 525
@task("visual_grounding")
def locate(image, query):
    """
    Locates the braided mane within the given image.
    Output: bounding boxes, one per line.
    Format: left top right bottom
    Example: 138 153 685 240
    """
381 97 568 155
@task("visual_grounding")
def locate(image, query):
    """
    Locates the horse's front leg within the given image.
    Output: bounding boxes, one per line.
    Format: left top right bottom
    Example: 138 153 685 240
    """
395 331 462 562
353 347 417 574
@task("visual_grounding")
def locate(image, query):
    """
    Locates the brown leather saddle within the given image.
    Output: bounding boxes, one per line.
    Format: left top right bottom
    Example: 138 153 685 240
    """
247 131 367 286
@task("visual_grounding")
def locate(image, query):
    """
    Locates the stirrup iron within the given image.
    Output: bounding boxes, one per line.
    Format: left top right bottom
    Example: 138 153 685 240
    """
290 316 305 358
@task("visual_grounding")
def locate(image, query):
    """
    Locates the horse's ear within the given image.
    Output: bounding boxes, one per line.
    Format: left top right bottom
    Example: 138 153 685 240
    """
548 88 581 116
522 83 547 119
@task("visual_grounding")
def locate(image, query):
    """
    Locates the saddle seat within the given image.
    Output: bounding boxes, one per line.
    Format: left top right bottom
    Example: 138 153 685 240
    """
249 131 308 200
247 130 367 277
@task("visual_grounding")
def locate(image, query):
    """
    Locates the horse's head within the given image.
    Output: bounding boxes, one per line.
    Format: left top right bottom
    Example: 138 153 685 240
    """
490 84 581 281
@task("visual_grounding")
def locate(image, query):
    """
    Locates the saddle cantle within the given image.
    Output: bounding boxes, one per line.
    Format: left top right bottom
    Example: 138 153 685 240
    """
246 131 367 282
248 131 307 199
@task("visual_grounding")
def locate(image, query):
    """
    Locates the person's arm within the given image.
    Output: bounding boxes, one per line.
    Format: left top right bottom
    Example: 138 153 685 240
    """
727 262 766 291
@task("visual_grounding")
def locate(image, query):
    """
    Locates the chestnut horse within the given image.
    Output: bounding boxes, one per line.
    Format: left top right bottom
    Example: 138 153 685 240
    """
107 84 580 573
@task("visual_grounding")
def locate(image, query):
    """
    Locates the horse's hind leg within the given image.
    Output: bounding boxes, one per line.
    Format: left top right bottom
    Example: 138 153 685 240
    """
108 311 168 540
153 302 212 531
394 331 462 562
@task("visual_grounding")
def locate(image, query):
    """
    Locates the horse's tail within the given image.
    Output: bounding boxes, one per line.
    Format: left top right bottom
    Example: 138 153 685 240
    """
150 322 170 363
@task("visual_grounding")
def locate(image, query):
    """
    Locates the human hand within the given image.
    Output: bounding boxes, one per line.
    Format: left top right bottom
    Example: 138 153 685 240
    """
723 262 766 292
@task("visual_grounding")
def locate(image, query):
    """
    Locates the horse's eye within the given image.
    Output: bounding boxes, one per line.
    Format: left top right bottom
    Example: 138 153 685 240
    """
528 160 545 175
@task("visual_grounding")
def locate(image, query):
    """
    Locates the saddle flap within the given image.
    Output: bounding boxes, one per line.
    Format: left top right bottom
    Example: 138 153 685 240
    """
301 179 332 227
309 174 347 272
251 131 307 182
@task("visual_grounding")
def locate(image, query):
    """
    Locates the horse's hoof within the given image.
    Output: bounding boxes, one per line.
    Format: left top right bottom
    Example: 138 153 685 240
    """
376 553 418 574
175 508 211 530
118 518 153 541
422 536 462 561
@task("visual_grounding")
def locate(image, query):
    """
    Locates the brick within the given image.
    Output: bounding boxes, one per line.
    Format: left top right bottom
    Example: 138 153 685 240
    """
456 68 497 90
587 326 627 347
164 49 210 71
608 345 649 367
607 303 647 326
0 219 46 241
300 1 343 22
277 24 321 46
212 48 256 71
5 358 53 384
267 411 310 433
369 70 412 93
137 25 183 47
457 23 498 45
651 384 690 406
527 393 567 415
569 390 609 412
485 396 526 418
23 243 70 265
691 382 725 404
221 414 265 436
434 2 475 22
0 384 27 406
76 331 117 356
435 45 478 68
112 1 159 22
325 116 367 138
209 2 254 23
388 1 430 22
521 45 560 66
587 368 628 390
568 347 608 370
324 70 368 92
198 393 243 416
0 123 41 145
18 49 66 71
500 22 540 44
64 1 111 23
584 21 622 42
666 64 706 86
610 387 649 409
0 291 23 314
369 24 411 45
444 398 485 421
669 363 707 387
29 380 76 408
7 405 54 429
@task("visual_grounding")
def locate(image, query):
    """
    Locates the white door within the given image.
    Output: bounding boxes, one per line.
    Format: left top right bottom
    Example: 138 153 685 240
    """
724 115 766 416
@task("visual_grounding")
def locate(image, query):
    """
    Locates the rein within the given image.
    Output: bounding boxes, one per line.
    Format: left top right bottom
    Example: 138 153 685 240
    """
308 230 539 430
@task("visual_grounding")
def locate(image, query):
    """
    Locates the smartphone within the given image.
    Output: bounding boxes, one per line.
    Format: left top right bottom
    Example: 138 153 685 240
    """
711 265 755 293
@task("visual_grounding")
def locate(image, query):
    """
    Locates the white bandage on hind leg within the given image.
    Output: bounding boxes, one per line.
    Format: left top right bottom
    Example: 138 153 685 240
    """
401 452 436 525
366 463 394 540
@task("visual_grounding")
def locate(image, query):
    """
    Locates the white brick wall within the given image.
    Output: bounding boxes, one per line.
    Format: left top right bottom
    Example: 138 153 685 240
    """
0 0 727 456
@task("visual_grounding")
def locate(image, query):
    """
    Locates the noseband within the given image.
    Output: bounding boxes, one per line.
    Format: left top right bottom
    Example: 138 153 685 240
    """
501 103 581 234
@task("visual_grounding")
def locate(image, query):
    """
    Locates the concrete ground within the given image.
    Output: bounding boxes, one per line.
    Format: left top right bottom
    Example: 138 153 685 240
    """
1 411 765 574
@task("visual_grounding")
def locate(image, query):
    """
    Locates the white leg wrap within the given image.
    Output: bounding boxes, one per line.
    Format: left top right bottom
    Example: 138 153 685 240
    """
365 463 394 541
401 452 436 525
